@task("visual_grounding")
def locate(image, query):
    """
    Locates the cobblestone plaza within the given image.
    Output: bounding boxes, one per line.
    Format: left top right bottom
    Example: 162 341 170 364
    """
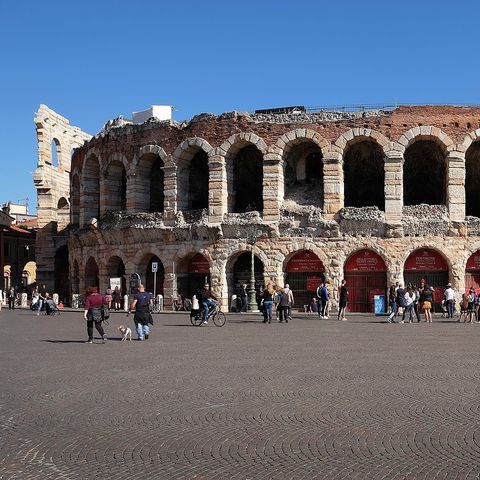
1 310 480 479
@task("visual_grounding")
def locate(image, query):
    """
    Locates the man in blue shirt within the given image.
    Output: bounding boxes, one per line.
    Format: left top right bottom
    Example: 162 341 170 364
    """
129 284 154 340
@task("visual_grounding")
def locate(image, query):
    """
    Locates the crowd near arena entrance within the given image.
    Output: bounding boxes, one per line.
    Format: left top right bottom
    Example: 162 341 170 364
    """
344 250 387 313
177 253 211 299
285 251 325 310
465 251 480 294
403 249 449 311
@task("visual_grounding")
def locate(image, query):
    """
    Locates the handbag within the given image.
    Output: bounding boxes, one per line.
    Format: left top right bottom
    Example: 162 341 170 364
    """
101 305 110 320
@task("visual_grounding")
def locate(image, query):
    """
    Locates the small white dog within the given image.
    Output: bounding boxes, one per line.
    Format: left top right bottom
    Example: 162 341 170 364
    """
118 325 132 341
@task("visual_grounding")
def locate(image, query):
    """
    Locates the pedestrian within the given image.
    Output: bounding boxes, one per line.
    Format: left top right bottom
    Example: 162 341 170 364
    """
277 288 290 323
261 284 275 324
421 283 434 323
129 284 154 338
7 286 16 310
338 279 348 321
401 286 415 323
387 282 400 323
316 281 329 319
396 284 407 323
284 284 294 320
83 286 108 344
239 284 248 313
112 286 122 311
444 283 455 319
412 285 421 322
465 287 476 324
105 286 113 309
459 293 467 322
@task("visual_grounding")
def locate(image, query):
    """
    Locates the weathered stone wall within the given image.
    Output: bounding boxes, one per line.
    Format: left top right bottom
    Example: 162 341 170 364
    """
58 104 480 308
33 105 91 292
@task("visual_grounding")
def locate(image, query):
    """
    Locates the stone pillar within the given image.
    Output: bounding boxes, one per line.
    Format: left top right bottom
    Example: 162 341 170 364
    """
163 158 177 223
263 154 283 222
208 155 227 223
446 151 465 222
323 152 343 220
384 150 403 224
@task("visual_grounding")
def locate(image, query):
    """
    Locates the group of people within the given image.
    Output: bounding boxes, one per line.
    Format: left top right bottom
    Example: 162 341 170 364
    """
257 283 295 323
83 284 153 343
387 280 436 323
103 286 123 311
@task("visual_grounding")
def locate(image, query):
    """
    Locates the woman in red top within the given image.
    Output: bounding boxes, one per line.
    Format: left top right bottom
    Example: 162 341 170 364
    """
84 286 107 344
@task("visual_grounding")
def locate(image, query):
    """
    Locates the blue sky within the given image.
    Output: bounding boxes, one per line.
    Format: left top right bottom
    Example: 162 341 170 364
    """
1 0 479 213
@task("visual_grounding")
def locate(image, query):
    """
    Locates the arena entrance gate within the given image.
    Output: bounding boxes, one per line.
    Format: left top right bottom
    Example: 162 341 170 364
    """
465 251 480 295
403 249 449 312
344 250 387 313
285 251 325 311
177 253 211 299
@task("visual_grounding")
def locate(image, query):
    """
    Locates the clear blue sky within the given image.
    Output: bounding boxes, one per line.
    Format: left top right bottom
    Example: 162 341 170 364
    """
1 0 479 213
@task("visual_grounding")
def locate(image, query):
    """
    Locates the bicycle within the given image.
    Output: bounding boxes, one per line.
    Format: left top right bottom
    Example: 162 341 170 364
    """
190 301 226 327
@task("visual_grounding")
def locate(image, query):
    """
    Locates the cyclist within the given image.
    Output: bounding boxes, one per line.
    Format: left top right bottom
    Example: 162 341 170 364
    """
198 283 217 325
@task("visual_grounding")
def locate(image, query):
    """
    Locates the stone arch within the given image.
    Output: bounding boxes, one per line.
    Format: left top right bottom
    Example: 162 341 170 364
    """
51 137 61 167
136 252 165 295
403 135 448 206
106 255 126 293
279 130 327 208
397 126 455 153
175 251 212 298
221 133 266 213
342 137 385 210
81 153 101 223
132 145 167 213
465 139 480 217
173 137 213 211
401 245 453 275
103 153 129 212
84 256 99 289
334 128 391 156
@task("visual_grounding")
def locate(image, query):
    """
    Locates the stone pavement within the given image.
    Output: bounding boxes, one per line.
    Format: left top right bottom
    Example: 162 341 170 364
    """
1 309 480 480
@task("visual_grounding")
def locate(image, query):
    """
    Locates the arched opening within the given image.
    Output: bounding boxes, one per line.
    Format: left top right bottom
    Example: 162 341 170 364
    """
344 140 385 210
140 254 164 296
134 153 165 213
229 252 265 305
285 251 325 309
465 141 480 217
51 138 60 167
71 175 80 224
85 257 99 290
104 160 127 212
188 150 209 211
228 145 263 213
284 142 324 207
54 246 70 304
106 256 126 294
465 251 480 294
177 253 211 299
22 261 36 287
72 260 80 294
57 197 69 225
404 140 447 206
150 157 164 213
82 155 100 223
404 248 449 310
344 250 387 313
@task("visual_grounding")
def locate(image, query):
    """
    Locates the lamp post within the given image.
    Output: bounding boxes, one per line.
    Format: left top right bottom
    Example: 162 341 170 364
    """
246 227 261 312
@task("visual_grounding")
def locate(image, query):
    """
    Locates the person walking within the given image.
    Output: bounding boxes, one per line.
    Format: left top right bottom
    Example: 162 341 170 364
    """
316 282 329 319
412 285 421 322
401 286 415 323
7 286 16 310
129 284 154 338
421 283 434 323
105 286 113 309
465 287 476 323
444 283 455 319
261 284 275 324
112 286 122 311
276 288 290 323
83 286 108 344
338 280 348 321
387 282 400 323
239 284 248 313
284 284 294 320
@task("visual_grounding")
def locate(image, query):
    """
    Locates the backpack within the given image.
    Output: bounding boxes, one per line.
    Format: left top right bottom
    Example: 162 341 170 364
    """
398 289 407 308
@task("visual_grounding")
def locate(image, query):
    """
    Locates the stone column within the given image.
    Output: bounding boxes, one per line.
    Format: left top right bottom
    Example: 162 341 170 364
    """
384 150 403 224
446 151 465 222
163 158 177 223
208 155 227 223
263 153 283 222
323 152 343 220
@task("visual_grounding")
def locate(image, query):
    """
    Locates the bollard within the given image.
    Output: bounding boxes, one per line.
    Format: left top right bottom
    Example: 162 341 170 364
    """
52 293 59 305
123 294 129 312
192 295 199 311
156 294 163 312
71 293 80 309
21 293 28 308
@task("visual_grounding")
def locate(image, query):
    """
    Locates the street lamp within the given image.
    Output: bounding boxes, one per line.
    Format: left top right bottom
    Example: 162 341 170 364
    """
246 227 262 312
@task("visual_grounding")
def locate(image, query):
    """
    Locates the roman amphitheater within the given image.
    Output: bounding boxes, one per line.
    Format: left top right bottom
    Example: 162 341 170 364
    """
33 104 480 311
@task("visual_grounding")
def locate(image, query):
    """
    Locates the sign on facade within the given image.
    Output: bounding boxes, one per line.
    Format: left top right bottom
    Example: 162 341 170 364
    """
110 277 121 290
151 262 158 273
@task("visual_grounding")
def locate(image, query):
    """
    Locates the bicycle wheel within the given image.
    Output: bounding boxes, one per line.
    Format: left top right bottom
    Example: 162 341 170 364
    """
213 311 226 327
191 313 203 326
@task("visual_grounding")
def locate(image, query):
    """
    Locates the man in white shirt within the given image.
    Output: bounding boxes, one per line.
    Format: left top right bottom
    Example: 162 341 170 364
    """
444 283 455 319
284 284 294 319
